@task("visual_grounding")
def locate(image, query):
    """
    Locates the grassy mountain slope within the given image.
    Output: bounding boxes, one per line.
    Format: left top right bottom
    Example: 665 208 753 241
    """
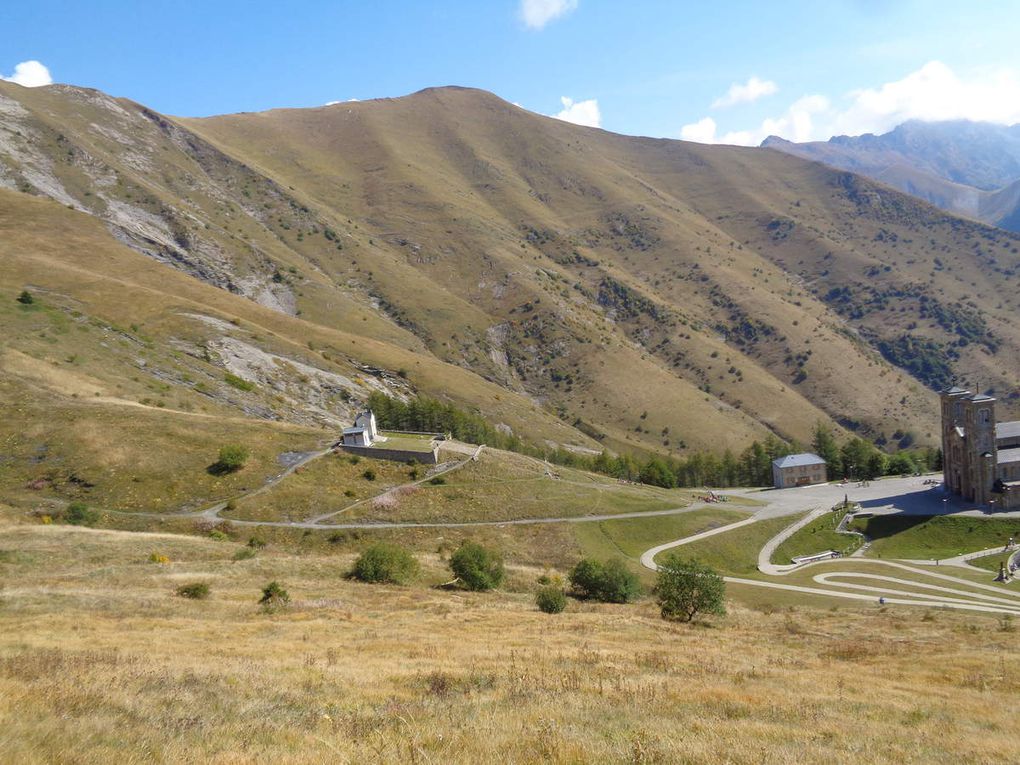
0 189 594 513
3 82 1020 462
186 88 1020 440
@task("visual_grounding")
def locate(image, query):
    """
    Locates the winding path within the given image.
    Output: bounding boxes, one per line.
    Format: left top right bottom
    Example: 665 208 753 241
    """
638 489 1020 615
118 449 1020 614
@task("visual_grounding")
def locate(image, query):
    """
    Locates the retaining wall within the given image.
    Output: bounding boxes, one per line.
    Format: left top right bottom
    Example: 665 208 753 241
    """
339 445 439 465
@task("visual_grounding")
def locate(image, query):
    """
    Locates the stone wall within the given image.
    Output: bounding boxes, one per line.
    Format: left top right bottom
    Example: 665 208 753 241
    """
339 445 439 465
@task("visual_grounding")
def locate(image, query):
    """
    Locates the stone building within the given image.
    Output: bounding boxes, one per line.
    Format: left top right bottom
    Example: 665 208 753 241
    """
941 387 1020 510
772 453 828 489
341 410 380 447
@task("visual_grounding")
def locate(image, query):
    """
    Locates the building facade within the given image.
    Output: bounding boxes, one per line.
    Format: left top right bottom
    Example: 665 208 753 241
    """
941 387 1020 510
341 410 380 447
772 453 828 489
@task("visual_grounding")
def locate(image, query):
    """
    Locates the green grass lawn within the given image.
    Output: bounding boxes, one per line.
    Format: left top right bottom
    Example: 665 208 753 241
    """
575 508 750 560
852 515 1020 561
773 509 862 564
964 550 1020 580
373 433 437 452
654 514 808 578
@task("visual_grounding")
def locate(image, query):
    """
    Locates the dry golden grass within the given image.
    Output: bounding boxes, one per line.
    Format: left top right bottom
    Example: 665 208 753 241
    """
2 515 1018 764
223 451 423 522
341 449 689 524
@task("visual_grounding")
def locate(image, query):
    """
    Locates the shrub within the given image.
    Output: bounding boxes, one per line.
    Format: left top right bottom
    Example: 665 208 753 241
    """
177 582 210 600
655 556 726 622
259 581 290 607
233 546 257 561
362 468 377 481
208 529 229 542
149 552 170 564
536 586 567 614
65 501 99 526
223 372 255 392
17 290 34 305
568 558 641 603
247 536 266 549
429 476 446 486
350 542 420 584
214 444 250 473
449 541 504 591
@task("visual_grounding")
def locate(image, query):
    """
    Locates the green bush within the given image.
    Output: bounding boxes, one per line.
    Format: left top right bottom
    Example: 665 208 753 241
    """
247 536 266 549
233 546 257 561
449 541 504 591
655 556 726 622
535 585 567 614
65 501 99 526
362 468 377 481
214 444 250 473
16 290 34 305
568 558 641 603
177 582 210 600
350 542 420 584
259 581 290 607
209 529 229 542
429 476 446 485
224 372 256 392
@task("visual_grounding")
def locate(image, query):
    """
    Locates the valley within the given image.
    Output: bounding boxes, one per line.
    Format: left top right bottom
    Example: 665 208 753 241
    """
3 74 1020 764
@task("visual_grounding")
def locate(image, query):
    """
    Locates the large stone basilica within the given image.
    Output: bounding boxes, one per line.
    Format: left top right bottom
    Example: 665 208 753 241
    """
941 387 1020 510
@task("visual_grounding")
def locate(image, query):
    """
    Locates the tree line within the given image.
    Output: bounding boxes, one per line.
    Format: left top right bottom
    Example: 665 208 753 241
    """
366 392 940 489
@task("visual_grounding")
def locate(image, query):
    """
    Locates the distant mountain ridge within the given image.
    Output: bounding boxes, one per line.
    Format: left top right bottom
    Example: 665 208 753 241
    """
763 120 1020 231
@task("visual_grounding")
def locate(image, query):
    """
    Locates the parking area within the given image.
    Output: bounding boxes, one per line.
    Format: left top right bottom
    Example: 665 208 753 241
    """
731 473 1020 520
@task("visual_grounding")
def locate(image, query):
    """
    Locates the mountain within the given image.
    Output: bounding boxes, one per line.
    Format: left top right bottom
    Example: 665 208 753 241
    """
2 81 1019 477
762 120 1020 231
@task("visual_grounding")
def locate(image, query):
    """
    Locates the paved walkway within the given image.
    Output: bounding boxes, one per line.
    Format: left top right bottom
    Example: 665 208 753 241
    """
114 450 1020 613
638 482 1020 615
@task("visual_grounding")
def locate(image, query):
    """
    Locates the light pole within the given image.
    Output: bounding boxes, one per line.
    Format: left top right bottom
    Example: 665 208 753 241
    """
983 452 994 510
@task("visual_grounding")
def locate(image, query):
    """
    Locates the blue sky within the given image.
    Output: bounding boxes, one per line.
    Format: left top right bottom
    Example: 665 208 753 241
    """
4 0 1020 144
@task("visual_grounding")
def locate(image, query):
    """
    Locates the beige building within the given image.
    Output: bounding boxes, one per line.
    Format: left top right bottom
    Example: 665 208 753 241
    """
772 453 828 488
941 387 1020 510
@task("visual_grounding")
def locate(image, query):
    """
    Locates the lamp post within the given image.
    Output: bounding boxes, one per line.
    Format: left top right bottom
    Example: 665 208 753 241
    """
983 452 994 509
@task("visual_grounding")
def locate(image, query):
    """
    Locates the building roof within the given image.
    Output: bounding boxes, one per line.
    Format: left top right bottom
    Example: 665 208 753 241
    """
998 448 1020 466
944 386 970 395
966 393 996 403
772 453 826 469
997 421 1020 440
342 427 366 435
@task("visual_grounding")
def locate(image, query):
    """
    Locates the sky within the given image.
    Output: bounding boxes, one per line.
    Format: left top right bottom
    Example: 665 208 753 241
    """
4 0 1020 145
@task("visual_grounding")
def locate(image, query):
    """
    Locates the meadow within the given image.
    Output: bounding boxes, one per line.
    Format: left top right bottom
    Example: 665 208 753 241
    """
2 513 1019 764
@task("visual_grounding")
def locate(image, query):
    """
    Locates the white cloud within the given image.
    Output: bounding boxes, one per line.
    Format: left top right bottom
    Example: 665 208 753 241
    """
711 76 777 109
830 60 1020 136
682 61 1020 146
553 96 600 128
1 60 53 88
679 116 718 143
521 0 578 30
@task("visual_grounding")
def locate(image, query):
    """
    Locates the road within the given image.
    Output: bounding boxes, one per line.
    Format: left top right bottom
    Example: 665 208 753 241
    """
639 476 1020 615
118 453 1020 613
